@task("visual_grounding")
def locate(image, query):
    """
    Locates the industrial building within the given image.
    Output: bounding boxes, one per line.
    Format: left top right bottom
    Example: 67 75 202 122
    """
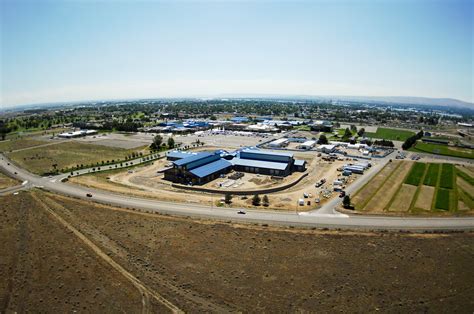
57 129 98 138
298 140 316 150
268 138 289 148
164 148 306 185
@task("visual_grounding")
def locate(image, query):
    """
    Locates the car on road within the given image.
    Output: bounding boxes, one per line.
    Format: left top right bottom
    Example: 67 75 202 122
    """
86 193 93 197
237 210 246 215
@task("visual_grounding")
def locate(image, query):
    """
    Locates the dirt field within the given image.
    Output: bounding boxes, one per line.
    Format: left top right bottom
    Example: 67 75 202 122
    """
1 191 473 312
0 171 20 189
414 185 436 211
388 184 418 212
364 162 413 212
7 141 148 174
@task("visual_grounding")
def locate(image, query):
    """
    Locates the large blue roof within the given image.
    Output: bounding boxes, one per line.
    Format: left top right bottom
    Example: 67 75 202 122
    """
167 151 196 160
189 159 232 178
240 149 294 158
173 152 214 167
231 158 289 171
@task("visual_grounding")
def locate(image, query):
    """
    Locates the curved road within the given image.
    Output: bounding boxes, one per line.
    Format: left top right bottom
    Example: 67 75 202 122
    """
1 153 474 231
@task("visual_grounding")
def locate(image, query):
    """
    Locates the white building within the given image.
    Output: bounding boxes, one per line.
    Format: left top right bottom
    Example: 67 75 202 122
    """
58 129 98 139
298 140 316 150
317 144 336 153
268 138 289 148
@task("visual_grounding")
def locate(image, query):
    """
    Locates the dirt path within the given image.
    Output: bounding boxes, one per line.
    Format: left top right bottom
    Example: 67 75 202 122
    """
31 193 182 314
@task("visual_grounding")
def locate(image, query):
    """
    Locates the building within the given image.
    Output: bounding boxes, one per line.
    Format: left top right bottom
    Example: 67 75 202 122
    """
268 138 289 148
166 151 198 161
57 129 98 138
298 140 316 150
310 120 333 132
164 151 233 185
164 148 306 185
317 144 337 153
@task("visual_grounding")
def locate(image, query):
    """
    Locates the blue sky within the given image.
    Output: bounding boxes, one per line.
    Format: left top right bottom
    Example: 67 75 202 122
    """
1 0 472 107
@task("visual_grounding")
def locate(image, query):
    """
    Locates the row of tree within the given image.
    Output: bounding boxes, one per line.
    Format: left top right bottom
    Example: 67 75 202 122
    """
402 130 424 150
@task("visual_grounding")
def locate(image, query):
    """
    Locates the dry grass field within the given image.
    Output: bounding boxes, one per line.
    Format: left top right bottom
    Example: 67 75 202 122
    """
7 141 147 174
388 184 418 212
0 138 46 153
1 190 473 312
0 172 20 189
415 185 436 211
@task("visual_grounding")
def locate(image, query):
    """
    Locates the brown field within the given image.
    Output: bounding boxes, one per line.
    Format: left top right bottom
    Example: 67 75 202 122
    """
415 185 436 211
457 166 474 178
388 184 418 212
0 138 46 153
364 162 413 212
457 177 474 197
0 172 20 189
2 190 474 312
7 141 147 174
351 161 400 209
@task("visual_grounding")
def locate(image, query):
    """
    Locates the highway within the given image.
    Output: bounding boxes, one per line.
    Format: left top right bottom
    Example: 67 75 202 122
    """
1 153 474 231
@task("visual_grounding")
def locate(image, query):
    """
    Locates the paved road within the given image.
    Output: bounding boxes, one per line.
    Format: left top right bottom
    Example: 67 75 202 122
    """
1 153 474 231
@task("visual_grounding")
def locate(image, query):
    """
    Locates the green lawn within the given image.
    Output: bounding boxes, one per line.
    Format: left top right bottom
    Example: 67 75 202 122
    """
439 164 454 189
7 141 147 175
423 163 440 186
405 162 426 186
410 142 474 159
364 127 415 141
434 189 451 211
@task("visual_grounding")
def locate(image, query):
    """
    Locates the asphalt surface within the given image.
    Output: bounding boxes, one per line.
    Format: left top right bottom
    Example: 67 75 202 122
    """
1 153 474 231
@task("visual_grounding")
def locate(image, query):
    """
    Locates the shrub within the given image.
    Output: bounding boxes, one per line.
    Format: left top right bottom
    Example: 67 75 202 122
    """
252 194 261 206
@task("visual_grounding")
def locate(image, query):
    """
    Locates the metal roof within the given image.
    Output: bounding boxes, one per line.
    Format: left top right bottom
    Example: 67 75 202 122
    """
294 159 306 166
167 151 196 160
173 152 214 166
231 158 289 171
189 159 232 178
240 149 294 158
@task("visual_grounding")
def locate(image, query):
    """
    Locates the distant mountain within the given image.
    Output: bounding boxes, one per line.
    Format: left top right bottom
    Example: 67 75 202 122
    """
219 94 473 109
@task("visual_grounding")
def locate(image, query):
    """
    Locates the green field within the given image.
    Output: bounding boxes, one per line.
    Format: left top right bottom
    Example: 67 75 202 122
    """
423 163 440 186
410 142 474 159
405 162 426 186
364 127 415 141
439 163 454 189
7 141 147 175
435 189 451 211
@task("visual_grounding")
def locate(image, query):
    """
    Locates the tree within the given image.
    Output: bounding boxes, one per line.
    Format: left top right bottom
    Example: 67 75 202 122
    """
317 134 328 145
225 194 232 204
167 137 175 149
350 125 357 133
357 128 365 137
343 195 351 209
343 128 352 140
252 194 261 206
262 195 269 207
150 135 163 150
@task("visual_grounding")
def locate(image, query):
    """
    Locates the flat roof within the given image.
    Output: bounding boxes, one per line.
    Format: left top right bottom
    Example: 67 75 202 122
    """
301 140 316 146
167 151 196 159
232 158 289 171
190 159 232 178
240 149 294 158
173 152 214 167
294 159 306 166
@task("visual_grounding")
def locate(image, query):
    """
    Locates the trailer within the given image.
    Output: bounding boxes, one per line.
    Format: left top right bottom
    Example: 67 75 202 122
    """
343 166 364 174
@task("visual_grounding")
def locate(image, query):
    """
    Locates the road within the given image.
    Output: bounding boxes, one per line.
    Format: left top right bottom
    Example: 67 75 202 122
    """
1 153 474 231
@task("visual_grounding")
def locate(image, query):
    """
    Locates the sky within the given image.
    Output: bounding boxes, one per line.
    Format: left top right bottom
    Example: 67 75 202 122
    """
1 0 473 107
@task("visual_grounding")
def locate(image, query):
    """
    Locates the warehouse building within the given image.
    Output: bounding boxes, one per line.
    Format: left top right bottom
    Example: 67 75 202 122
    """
268 138 289 148
298 140 316 150
164 148 306 185
58 129 98 138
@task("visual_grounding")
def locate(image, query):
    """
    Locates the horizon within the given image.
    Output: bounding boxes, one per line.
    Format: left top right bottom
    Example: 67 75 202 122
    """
1 0 473 107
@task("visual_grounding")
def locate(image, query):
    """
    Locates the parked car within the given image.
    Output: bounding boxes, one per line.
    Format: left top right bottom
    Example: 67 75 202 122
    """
237 210 246 215
339 191 346 198
86 193 93 197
